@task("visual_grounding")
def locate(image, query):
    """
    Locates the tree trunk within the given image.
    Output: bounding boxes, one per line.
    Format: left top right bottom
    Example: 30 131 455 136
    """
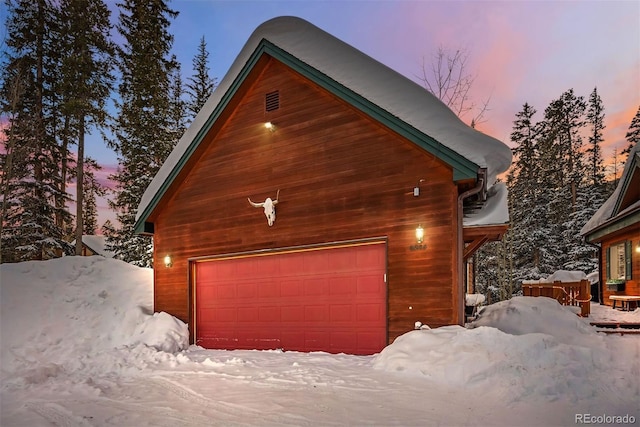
75 118 85 256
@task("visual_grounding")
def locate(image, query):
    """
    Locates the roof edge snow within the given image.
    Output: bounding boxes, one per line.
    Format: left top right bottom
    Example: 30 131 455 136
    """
463 182 510 227
134 16 512 234
581 143 639 240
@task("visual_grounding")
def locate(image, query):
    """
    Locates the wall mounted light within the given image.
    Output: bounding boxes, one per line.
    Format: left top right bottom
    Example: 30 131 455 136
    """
164 254 173 268
264 121 276 132
636 242 640 253
415 225 424 244
413 179 425 197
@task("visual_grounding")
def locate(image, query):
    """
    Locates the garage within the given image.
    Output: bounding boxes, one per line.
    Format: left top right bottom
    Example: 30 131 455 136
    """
193 241 387 355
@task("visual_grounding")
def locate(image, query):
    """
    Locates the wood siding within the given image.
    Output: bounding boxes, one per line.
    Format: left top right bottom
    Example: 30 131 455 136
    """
600 224 640 306
149 56 460 344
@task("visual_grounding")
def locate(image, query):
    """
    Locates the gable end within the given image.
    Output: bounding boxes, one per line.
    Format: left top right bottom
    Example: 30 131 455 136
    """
134 39 480 234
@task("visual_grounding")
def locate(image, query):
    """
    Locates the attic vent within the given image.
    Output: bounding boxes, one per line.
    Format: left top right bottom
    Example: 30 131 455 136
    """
265 91 280 112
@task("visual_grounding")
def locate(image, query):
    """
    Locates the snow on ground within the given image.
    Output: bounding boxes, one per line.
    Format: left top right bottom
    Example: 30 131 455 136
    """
1 257 639 426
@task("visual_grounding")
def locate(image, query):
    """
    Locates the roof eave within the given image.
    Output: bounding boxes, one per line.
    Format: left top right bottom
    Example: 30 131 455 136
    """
584 207 640 243
134 39 481 234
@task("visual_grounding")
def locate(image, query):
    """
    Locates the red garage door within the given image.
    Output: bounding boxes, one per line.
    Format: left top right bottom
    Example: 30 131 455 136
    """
194 241 387 355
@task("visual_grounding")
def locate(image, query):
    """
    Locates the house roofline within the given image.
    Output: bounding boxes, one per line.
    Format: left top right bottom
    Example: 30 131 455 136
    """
584 207 640 243
134 40 481 234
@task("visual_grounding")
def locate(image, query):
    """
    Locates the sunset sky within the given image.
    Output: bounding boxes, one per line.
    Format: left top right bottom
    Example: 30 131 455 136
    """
3 0 640 228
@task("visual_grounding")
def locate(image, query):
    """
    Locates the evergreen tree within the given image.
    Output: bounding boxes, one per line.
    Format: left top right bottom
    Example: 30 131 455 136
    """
622 105 640 156
107 0 178 267
186 35 216 120
586 88 606 188
538 89 587 269
58 0 115 255
0 0 72 262
476 89 606 302
504 103 544 282
168 62 188 139
82 157 107 235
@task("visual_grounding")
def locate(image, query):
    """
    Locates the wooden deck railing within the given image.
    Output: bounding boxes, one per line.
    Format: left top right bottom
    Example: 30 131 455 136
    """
522 280 591 317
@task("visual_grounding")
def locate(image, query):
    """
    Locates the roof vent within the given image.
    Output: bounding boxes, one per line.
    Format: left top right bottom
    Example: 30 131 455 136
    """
265 91 280 112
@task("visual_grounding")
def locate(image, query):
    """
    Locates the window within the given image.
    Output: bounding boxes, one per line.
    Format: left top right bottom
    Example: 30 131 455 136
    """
606 241 632 281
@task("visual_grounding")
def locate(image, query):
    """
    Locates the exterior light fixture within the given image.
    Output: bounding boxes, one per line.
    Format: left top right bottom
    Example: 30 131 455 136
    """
636 243 640 253
415 225 424 244
264 121 275 132
413 179 425 197
164 254 172 268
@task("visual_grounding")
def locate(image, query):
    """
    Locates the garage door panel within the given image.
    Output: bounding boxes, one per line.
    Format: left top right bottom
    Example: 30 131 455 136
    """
305 305 329 322
259 306 281 322
357 245 385 267
281 331 304 349
215 262 236 279
329 277 356 295
195 242 386 355
237 307 258 322
331 332 356 350
197 286 217 305
357 304 384 322
279 253 305 275
281 305 304 322
259 281 280 298
281 279 302 296
330 304 353 321
303 278 328 296
305 331 328 350
216 283 236 299
237 282 257 298
304 252 329 274
213 307 237 322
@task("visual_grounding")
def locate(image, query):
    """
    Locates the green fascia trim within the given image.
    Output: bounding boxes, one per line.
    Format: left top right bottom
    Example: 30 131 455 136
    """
133 41 267 234
585 209 640 243
134 39 479 234
612 155 639 216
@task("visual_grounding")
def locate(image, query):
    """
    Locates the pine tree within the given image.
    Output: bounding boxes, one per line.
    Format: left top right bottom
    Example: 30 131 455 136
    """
622 105 640 156
476 90 606 301
505 103 543 282
562 87 608 274
58 0 115 255
107 0 179 267
186 35 216 121
168 62 188 140
1 0 72 262
586 88 606 188
82 157 107 235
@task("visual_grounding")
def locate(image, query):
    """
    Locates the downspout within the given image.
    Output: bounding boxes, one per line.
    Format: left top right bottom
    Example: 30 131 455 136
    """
456 169 486 325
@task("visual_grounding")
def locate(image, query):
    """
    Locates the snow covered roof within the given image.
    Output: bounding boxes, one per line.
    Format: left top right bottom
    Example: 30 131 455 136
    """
463 182 509 227
135 16 512 229
72 235 114 258
581 143 640 239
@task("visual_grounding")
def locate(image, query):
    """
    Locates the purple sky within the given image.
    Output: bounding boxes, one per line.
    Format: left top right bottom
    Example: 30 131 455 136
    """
6 1 640 228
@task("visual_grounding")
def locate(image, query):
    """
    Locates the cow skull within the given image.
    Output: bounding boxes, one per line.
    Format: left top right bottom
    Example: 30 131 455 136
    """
248 190 280 226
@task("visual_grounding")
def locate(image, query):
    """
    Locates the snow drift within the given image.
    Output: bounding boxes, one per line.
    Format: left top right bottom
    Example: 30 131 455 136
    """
0 256 188 385
374 298 613 402
1 256 638 426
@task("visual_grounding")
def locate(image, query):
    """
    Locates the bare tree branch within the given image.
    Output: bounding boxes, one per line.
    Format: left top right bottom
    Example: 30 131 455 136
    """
418 45 490 127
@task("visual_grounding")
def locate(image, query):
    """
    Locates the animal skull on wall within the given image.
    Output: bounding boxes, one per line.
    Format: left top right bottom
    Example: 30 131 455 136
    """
248 189 280 226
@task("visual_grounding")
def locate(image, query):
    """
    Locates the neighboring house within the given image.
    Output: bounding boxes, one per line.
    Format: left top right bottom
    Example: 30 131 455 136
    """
581 143 640 305
72 235 114 258
134 17 512 355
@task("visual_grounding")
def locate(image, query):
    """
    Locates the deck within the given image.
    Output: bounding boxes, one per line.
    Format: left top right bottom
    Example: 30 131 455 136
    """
522 280 591 316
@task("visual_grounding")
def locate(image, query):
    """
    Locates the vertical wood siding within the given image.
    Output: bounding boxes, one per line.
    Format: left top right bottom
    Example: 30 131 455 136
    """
150 56 460 344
